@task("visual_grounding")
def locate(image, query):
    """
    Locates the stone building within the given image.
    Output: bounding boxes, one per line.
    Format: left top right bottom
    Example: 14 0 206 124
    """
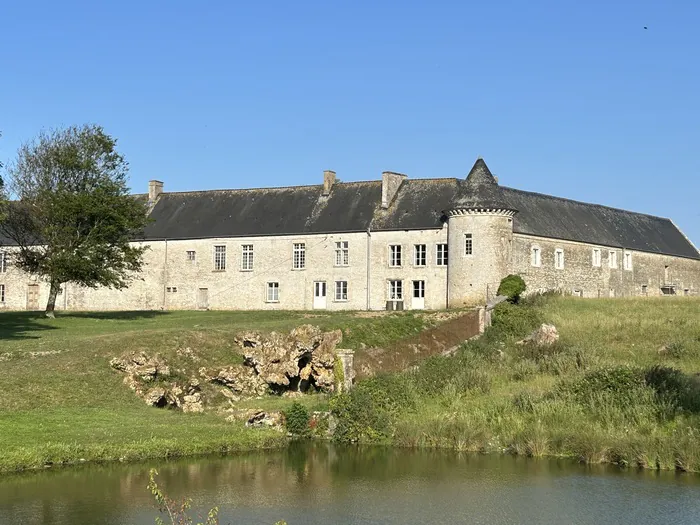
0 159 698 311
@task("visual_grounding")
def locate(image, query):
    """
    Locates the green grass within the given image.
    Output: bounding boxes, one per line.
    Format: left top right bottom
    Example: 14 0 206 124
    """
331 296 700 472
0 309 428 472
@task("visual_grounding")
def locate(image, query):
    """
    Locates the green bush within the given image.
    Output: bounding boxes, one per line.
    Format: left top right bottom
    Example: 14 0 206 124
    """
497 274 527 303
560 366 645 403
330 374 415 444
283 402 311 437
645 366 700 414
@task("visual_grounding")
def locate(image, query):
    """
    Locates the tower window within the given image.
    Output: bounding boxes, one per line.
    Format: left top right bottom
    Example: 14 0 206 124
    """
464 233 473 256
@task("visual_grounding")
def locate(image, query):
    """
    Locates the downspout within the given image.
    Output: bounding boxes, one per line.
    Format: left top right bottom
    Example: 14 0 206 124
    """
366 227 371 311
445 220 450 309
162 239 168 310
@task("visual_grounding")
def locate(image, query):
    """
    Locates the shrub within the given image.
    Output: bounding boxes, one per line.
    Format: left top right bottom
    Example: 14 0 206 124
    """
645 366 700 414
283 402 311 437
490 302 542 340
497 274 527 303
330 374 415 444
560 366 645 403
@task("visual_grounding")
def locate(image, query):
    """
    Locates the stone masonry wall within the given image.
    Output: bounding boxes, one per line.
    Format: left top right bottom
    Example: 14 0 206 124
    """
513 234 700 297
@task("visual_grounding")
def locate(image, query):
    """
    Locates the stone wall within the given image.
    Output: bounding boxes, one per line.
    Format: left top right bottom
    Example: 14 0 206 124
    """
513 233 700 297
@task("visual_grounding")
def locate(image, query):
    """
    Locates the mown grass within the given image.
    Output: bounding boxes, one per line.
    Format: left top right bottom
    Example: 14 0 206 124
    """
331 295 700 472
0 309 428 473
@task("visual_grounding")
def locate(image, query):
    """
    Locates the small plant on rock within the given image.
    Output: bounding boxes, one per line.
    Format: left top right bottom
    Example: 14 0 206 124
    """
497 274 527 303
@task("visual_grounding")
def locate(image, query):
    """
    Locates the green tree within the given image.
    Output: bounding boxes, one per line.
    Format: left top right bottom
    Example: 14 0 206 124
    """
0 125 150 317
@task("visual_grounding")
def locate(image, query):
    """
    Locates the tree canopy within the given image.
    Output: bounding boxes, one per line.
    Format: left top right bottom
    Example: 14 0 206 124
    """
1 125 150 317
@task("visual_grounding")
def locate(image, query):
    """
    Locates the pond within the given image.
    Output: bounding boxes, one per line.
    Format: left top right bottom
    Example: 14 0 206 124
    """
0 444 699 524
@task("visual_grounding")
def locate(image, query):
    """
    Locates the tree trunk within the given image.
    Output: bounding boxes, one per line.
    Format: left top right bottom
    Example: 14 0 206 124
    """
45 281 61 319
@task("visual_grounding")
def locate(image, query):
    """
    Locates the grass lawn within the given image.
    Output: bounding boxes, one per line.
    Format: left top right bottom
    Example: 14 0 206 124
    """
0 309 431 473
331 296 700 472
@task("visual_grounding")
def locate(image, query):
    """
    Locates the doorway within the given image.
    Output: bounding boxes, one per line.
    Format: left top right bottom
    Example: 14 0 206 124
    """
26 284 40 310
412 280 425 310
197 288 209 310
313 281 327 309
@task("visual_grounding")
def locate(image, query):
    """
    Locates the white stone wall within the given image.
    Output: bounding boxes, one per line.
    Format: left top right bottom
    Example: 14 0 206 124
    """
513 234 700 297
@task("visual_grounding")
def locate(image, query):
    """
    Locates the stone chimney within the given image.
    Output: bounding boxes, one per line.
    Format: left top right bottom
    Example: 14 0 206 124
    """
381 171 407 209
322 170 336 196
148 180 164 203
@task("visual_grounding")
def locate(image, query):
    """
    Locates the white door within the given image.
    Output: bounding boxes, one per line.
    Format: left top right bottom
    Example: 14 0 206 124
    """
313 281 327 309
412 280 425 310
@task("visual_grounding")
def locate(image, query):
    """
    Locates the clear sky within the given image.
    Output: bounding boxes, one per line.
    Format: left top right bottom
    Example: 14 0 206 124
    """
1 0 699 245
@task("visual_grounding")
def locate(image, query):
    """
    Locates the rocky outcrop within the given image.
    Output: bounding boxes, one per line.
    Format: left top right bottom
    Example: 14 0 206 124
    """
235 325 342 393
517 324 559 346
110 325 345 413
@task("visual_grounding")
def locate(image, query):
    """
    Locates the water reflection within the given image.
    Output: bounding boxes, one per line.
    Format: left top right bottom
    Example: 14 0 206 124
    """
0 444 699 525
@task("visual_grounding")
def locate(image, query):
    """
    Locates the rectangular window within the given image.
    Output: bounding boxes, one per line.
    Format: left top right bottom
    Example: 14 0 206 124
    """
214 245 226 271
413 280 425 298
166 286 178 293
555 249 564 270
389 245 402 267
389 280 403 300
592 248 601 267
186 250 196 262
266 282 280 302
414 244 426 266
0 252 6 273
623 252 632 271
609 288 615 298
293 243 306 270
335 241 349 266
609 251 617 269
241 245 254 271
531 246 541 267
641 284 648 295
465 233 473 256
0 284 5 302
436 244 448 266
335 281 348 301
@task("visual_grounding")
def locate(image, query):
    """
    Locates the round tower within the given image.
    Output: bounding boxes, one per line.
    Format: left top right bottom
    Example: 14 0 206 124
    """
445 159 517 307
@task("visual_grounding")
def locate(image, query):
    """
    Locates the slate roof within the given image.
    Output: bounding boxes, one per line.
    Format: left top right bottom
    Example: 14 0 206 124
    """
3 160 698 260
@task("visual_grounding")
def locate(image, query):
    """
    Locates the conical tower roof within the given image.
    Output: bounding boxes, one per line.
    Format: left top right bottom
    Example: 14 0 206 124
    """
449 158 517 212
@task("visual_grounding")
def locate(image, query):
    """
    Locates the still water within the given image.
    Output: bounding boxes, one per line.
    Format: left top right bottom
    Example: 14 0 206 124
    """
0 444 699 525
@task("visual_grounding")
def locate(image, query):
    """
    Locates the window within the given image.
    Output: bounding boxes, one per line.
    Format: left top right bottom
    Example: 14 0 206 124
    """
335 241 349 266
592 249 601 267
531 246 541 267
414 244 426 266
266 282 280 302
0 252 6 273
241 245 254 271
623 251 632 271
436 244 448 266
335 281 348 301
609 251 617 269
573 289 583 297
609 288 615 298
413 280 425 298
166 286 178 293
214 245 226 271
186 250 196 262
389 245 402 267
641 284 648 295
464 233 473 256
388 280 403 300
0 284 4 303
293 243 306 270
554 249 564 270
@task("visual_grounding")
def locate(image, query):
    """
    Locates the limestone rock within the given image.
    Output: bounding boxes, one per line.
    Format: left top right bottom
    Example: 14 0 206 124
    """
144 387 168 407
517 324 559 346
203 365 269 397
110 351 170 381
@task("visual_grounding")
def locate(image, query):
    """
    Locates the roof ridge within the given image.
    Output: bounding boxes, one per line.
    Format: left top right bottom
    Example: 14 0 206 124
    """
502 186 672 222
158 180 383 196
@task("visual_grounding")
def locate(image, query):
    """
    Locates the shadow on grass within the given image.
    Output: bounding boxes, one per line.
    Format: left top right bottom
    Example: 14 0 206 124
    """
61 311 170 321
0 312 57 341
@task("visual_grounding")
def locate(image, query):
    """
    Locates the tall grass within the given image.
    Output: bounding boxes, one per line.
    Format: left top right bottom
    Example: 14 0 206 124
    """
332 296 700 472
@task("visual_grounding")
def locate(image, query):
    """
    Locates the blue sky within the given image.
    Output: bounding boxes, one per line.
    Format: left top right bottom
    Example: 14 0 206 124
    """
1 0 699 244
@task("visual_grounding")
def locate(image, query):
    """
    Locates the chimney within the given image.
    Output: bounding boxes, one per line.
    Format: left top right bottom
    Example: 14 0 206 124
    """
149 180 164 203
381 171 407 209
322 170 336 196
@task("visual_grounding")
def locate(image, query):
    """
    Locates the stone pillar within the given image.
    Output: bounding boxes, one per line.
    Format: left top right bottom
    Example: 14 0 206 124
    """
335 349 355 393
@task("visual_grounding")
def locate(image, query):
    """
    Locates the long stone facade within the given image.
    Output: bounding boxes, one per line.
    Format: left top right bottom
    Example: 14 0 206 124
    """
1 159 698 311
